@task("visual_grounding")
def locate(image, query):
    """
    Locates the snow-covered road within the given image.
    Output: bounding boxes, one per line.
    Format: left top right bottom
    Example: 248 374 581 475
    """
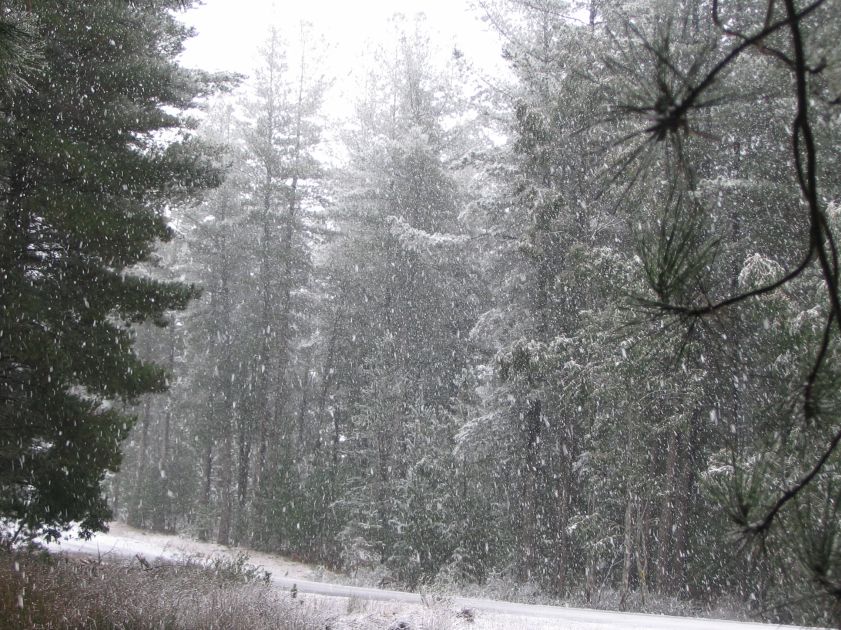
42 523 815 630
268 575 812 630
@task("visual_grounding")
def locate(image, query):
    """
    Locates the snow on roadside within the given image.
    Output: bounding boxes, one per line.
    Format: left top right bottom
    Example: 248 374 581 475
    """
39 521 332 583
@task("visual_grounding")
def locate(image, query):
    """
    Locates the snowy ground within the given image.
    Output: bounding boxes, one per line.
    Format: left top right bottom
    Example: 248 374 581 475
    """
42 521 333 582
40 523 817 630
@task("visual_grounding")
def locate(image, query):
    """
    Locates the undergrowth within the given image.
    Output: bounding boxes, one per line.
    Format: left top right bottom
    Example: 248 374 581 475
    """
0 550 324 629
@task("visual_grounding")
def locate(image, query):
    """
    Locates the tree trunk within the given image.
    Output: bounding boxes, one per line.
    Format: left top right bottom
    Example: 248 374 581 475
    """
152 318 177 533
296 365 311 446
656 429 679 595
217 350 236 546
636 500 649 606
234 425 252 545
584 495 598 604
519 398 541 581
620 496 634 611
674 410 701 596
216 426 233 546
127 400 151 528
111 468 122 518
585 549 598 604
198 438 213 542
554 477 570 595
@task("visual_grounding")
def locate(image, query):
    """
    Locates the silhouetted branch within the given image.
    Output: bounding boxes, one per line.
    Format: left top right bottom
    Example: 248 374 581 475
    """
646 0 825 141
747 422 841 536
803 310 835 420
637 250 813 317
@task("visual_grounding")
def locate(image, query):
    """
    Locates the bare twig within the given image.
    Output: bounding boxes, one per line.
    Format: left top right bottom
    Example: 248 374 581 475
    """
135 553 152 571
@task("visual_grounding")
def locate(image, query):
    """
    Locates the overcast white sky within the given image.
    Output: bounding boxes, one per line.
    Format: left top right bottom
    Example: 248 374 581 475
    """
178 0 504 77
176 0 510 161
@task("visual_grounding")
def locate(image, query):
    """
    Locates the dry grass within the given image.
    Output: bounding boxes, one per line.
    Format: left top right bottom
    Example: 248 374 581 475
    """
0 550 328 629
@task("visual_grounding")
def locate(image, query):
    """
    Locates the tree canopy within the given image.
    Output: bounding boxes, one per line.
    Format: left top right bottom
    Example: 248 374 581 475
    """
0 0 225 540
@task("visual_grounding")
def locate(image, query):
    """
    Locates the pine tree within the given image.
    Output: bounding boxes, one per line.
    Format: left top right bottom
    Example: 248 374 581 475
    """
602 0 841 620
0 1 225 540
0 5 40 99
321 15 484 583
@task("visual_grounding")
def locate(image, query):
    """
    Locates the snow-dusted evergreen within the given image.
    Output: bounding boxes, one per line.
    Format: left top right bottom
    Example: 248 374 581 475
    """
5 0 841 626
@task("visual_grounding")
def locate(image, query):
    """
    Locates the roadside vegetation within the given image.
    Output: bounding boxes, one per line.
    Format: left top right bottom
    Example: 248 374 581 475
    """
0 549 322 630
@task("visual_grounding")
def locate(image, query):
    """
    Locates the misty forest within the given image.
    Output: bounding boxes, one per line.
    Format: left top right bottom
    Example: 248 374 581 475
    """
2 0 841 626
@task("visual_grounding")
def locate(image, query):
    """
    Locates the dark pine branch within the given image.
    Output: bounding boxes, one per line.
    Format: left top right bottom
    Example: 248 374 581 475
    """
646 0 826 141
631 0 841 540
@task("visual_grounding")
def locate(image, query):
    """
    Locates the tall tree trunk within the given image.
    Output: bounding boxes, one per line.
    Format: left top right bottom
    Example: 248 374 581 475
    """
152 317 177 533
550 403 576 597
584 495 598 604
656 429 680 595
620 496 634 610
217 424 234 546
234 424 251 545
674 447 691 596
674 410 701 596
128 400 151 528
198 438 213 542
519 398 541 581
636 500 649 606
254 36 305 524
297 365 311 444
554 475 570 595
216 315 235 546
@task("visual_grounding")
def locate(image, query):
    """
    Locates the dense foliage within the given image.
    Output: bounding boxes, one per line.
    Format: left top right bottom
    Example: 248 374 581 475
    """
0 1 224 539
4 0 839 625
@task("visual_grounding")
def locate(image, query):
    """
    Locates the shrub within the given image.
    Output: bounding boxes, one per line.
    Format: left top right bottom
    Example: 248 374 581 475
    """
0 550 323 629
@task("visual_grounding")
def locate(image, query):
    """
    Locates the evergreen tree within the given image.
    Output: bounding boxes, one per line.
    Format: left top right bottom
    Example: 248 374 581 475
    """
0 1 224 540
0 5 40 98
602 0 841 620
322 16 485 583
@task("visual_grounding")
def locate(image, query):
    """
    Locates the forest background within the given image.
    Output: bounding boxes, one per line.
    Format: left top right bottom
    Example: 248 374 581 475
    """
2 0 841 626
